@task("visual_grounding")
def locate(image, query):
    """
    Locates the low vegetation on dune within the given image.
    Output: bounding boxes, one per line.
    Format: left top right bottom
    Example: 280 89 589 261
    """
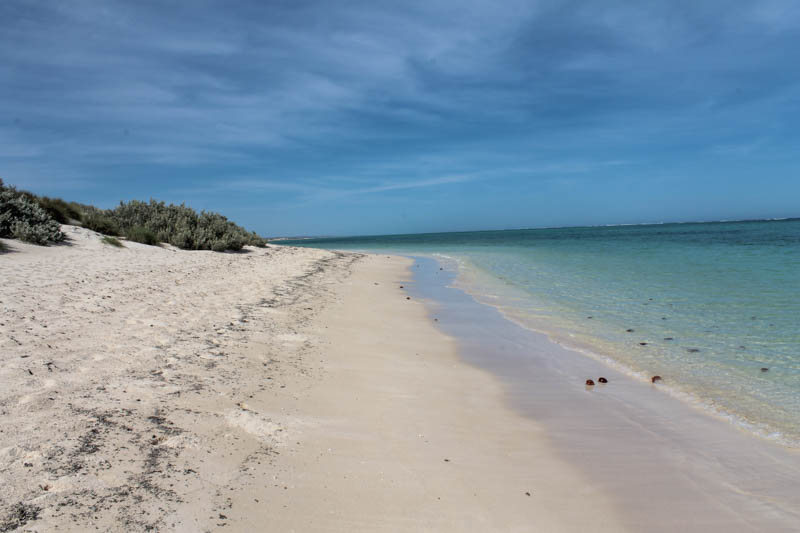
0 179 66 245
100 236 124 248
0 178 266 251
109 199 266 251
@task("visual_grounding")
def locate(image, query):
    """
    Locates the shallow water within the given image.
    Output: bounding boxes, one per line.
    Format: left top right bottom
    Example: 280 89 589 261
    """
281 219 800 446
405 255 800 532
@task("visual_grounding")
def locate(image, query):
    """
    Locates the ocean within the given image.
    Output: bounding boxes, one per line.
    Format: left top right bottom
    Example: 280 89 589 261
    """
281 219 800 446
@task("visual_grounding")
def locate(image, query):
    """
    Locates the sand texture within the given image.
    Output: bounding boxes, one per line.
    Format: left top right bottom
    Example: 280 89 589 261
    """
1 227 627 532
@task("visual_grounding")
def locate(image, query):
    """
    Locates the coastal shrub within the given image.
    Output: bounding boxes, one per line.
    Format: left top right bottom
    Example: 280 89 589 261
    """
124 225 158 245
82 211 120 236
0 181 65 245
101 236 124 247
36 196 83 224
0 178 267 251
107 199 266 251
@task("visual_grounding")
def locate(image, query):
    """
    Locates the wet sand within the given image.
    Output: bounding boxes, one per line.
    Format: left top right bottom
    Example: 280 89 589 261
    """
408 255 800 532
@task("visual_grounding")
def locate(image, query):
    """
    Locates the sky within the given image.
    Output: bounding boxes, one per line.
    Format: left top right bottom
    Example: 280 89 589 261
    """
2 0 800 237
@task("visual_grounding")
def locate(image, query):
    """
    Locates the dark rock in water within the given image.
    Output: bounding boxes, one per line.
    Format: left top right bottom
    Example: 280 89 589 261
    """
406 297 411 300
651 375 662 383
434 318 438 322
399 285 404 288
686 348 700 353
587 316 593 319
739 345 746 349
664 337 674 341
626 328 634 332
439 267 443 270
662 317 667 320
761 367 769 372
598 377 608 383
585 379 595 386
639 342 648 346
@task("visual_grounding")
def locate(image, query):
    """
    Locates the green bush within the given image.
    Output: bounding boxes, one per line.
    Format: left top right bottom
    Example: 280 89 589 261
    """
0 178 266 251
82 212 120 236
125 225 158 245
101 236 124 248
37 196 83 224
108 199 264 251
0 181 65 245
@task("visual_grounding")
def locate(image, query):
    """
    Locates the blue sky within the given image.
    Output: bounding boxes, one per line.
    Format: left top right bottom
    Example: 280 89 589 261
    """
2 0 799 236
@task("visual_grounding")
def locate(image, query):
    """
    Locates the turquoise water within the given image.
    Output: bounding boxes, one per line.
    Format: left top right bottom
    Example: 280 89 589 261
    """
281 220 800 446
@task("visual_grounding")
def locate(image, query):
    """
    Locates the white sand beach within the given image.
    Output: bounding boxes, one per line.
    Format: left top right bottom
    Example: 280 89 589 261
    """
1 226 623 531
3 226 799 532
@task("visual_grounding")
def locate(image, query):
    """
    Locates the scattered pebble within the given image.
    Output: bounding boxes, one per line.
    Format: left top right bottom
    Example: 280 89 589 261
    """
598 377 608 383
651 375 662 383
585 379 595 386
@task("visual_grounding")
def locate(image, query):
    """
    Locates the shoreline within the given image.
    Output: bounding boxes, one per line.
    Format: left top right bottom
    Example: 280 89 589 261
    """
405 254 800 531
1 228 624 531
447 256 800 449
3 229 798 531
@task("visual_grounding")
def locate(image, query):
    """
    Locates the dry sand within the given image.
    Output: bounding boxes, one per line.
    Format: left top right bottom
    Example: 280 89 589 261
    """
1 226 624 532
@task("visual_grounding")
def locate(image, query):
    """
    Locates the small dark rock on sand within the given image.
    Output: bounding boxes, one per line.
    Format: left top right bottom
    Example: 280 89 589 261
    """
651 375 662 383
406 297 411 300
585 379 595 386
598 377 608 383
